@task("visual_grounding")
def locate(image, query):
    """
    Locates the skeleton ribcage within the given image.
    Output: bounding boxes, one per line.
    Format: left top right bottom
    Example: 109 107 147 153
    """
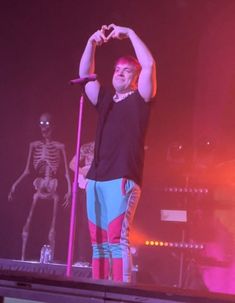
33 142 61 178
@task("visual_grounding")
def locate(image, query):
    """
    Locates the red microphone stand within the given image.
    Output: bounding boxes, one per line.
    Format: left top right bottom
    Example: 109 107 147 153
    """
66 85 85 277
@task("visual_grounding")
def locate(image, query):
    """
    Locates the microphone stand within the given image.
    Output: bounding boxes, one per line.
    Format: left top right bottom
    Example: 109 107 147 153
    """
66 85 85 277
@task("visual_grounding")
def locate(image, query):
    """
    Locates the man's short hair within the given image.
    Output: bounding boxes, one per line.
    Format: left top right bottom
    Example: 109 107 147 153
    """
114 55 141 74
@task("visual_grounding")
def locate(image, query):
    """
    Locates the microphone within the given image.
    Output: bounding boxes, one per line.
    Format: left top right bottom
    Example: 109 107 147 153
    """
70 74 97 85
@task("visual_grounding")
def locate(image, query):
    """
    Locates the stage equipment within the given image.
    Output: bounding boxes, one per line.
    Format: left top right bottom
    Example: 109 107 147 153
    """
144 240 204 250
0 258 91 279
66 75 98 277
66 79 87 277
0 267 234 303
144 160 210 289
164 186 208 194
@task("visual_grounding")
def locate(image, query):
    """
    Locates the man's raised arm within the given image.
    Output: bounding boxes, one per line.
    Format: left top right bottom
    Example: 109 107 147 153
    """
79 26 108 105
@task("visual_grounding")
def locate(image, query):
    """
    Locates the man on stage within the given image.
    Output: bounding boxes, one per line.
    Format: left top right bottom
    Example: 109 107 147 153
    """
78 24 157 282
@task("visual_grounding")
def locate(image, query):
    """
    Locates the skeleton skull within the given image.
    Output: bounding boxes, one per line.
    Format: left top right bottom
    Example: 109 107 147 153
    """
39 113 53 139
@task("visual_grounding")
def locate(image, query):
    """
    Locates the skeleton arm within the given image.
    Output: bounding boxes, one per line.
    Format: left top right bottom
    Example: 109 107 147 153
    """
60 144 71 207
8 143 34 201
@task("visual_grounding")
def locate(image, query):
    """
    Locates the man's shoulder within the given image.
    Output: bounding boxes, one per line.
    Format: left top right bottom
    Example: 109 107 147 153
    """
96 86 114 111
98 86 114 102
131 90 151 105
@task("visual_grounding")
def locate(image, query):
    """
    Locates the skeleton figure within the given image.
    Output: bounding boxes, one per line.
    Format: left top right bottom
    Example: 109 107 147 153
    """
8 113 71 261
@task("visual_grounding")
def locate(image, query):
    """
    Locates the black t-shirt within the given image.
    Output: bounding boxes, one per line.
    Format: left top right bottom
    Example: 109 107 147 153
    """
87 87 151 186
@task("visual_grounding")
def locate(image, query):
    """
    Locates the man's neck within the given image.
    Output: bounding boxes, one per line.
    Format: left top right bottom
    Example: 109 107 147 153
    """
113 90 136 102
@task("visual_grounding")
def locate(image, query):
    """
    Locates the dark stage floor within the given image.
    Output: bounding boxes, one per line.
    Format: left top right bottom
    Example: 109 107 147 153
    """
0 259 235 303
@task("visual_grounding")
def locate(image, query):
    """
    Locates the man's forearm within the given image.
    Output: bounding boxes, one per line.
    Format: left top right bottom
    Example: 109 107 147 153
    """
128 29 155 68
79 40 96 77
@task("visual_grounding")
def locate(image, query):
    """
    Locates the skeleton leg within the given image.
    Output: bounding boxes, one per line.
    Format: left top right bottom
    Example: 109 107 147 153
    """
48 193 59 261
21 193 39 261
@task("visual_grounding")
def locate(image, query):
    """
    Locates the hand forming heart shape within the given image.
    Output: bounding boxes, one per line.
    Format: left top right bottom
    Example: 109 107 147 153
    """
101 24 114 40
100 24 128 42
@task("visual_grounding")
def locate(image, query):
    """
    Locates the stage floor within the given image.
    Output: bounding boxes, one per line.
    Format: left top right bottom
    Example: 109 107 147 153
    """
0 258 235 303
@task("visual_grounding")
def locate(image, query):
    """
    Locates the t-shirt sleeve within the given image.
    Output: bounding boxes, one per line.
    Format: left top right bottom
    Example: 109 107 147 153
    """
96 86 106 110
96 86 114 112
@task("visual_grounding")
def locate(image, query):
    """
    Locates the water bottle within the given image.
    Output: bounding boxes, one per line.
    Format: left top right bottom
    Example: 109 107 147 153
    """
40 244 52 263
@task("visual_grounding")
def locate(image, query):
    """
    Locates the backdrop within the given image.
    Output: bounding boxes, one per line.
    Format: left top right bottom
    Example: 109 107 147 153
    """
1 0 235 294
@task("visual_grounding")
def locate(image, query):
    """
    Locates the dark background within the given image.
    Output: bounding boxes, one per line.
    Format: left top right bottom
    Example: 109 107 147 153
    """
1 0 235 294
